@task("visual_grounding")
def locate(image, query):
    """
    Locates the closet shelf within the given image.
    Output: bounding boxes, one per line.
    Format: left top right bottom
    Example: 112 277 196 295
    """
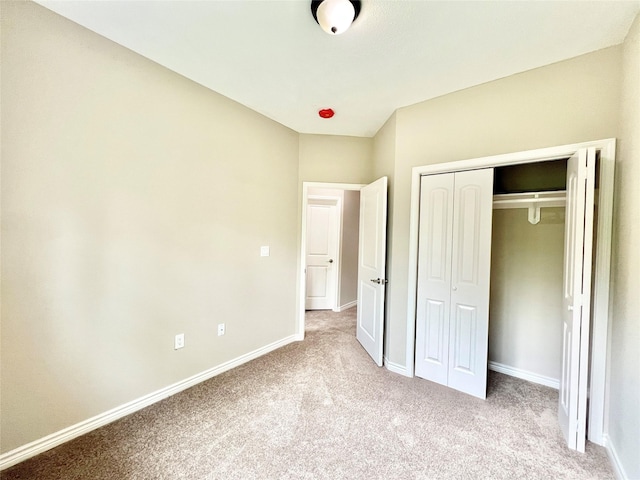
493 190 566 225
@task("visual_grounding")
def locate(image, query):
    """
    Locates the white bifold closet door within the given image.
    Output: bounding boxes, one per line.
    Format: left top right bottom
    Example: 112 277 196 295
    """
559 147 596 452
415 168 494 399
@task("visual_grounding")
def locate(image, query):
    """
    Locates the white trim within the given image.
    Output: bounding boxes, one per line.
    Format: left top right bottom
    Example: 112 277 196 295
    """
405 139 615 443
384 357 411 377
604 434 628 480
588 139 616 446
306 195 340 206
405 166 423 378
334 300 357 312
0 334 301 471
298 182 366 339
488 361 559 390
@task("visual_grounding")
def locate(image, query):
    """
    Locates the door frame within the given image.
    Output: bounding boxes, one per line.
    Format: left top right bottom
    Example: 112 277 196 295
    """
298 182 366 338
405 138 615 446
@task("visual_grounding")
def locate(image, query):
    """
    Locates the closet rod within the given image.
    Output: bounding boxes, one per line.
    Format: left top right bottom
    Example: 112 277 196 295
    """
493 190 566 225
492 190 566 210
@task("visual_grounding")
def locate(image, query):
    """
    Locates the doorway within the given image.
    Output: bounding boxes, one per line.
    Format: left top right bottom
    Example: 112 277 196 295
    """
488 158 568 385
298 182 365 337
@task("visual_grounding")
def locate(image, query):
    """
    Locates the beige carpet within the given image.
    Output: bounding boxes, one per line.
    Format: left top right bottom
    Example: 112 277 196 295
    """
2 308 613 479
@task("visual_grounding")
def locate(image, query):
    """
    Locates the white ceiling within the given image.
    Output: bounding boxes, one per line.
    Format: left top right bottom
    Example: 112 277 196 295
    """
37 0 639 137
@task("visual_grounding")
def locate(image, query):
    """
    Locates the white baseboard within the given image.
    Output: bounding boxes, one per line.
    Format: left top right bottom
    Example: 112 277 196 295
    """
333 300 357 312
0 334 300 471
488 361 559 390
604 434 630 480
384 356 411 377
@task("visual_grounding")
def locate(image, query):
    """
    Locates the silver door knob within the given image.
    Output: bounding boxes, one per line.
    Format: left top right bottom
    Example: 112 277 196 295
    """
370 278 381 284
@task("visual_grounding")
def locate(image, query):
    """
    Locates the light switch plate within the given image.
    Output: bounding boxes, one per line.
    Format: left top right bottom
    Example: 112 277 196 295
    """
260 246 270 257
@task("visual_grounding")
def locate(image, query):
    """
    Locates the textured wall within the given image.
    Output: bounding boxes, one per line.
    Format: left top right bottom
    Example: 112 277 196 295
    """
380 46 622 370
1 1 299 453
608 12 640 480
298 134 373 185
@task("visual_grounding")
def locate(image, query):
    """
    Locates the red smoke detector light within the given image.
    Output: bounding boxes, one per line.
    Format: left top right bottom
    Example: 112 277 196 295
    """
318 108 335 119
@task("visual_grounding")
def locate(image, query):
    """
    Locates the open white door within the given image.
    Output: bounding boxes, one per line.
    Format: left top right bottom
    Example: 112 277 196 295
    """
559 147 596 452
356 177 388 366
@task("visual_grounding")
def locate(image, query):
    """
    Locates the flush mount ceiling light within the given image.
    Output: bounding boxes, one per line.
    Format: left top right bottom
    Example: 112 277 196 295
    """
311 0 361 35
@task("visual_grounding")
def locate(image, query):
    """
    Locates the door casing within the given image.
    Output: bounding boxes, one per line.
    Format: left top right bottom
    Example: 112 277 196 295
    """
406 138 616 446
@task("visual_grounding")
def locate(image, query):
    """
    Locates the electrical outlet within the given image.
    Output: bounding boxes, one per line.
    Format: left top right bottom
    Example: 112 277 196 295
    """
174 333 185 350
217 323 225 336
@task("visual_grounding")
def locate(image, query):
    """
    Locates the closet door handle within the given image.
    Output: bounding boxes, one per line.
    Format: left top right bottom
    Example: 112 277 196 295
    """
452 286 458 291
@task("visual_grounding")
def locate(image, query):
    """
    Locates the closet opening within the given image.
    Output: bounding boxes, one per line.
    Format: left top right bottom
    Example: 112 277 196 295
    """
406 139 615 452
489 158 570 393
489 156 601 394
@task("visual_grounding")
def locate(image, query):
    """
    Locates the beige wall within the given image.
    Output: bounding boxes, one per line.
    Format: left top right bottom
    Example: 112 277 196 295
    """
608 13 640 479
1 1 299 453
372 114 397 183
380 45 622 367
340 190 360 309
299 134 373 185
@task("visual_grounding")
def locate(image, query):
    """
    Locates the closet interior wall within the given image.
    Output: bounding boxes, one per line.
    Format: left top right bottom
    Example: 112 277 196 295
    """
488 160 568 388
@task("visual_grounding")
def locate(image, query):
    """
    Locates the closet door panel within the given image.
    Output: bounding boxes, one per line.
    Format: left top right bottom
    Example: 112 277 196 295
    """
448 168 494 399
417 298 448 378
559 148 596 452
415 174 454 385
451 304 477 373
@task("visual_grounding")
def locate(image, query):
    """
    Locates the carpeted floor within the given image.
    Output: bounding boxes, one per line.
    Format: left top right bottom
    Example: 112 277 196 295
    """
2 308 614 479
